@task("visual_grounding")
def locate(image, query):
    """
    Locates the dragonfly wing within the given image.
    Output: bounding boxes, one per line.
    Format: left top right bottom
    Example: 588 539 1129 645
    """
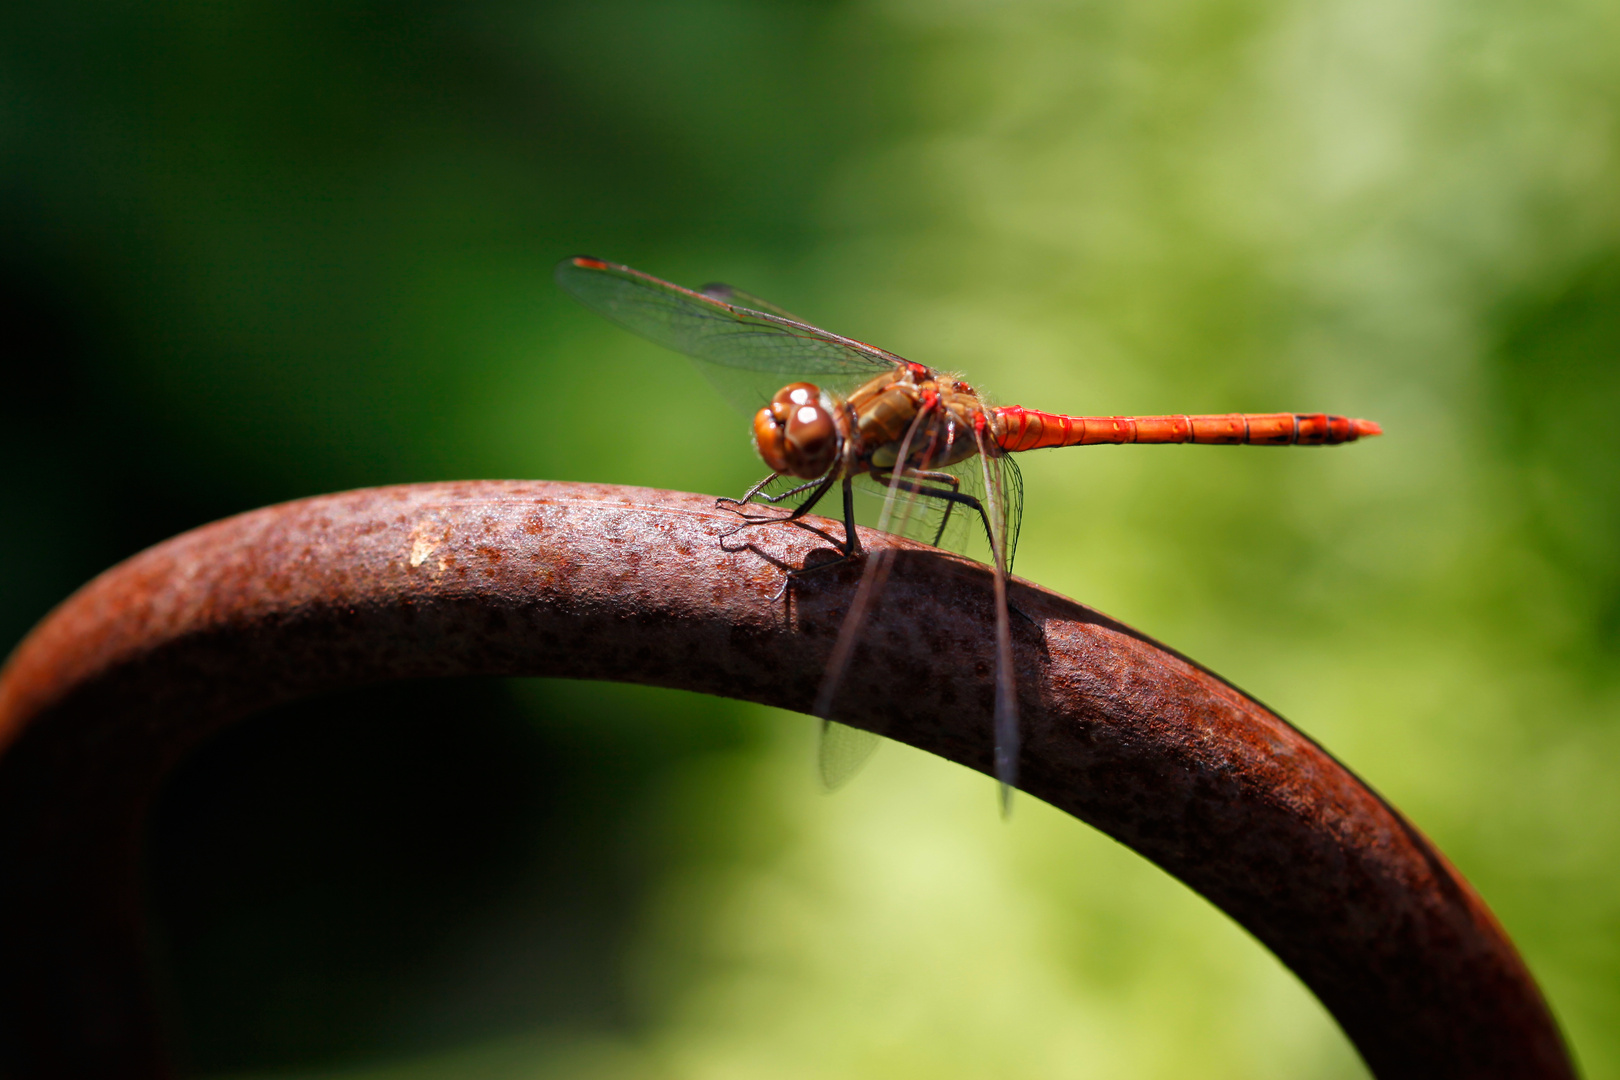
993 451 1024 575
846 446 1023 572
556 257 903 376
818 720 881 790
812 412 1026 809
810 408 946 775
976 439 1022 814
700 281 809 324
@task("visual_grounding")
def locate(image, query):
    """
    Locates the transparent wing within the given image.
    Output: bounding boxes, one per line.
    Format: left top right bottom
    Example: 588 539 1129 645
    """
699 281 809 324
976 439 1022 814
818 719 880 790
556 256 904 376
811 412 1027 794
994 452 1025 576
848 447 1024 573
859 442 1025 808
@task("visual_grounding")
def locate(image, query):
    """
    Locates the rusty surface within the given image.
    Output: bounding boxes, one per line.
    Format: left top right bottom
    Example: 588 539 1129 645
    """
0 480 1574 1079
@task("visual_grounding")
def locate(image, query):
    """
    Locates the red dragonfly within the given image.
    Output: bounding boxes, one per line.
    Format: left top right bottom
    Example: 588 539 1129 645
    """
556 256 1380 809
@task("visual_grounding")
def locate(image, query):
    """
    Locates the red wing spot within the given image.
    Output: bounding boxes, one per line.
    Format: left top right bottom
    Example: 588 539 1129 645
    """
573 257 609 269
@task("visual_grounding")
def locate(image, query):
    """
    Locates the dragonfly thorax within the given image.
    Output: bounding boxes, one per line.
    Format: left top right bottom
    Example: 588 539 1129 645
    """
847 368 987 475
753 382 842 479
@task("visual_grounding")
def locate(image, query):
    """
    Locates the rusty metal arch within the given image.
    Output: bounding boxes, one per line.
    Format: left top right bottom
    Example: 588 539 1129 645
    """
0 481 1573 1078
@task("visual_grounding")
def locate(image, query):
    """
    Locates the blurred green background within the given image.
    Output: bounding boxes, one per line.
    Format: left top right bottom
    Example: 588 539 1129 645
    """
3 0 1618 1076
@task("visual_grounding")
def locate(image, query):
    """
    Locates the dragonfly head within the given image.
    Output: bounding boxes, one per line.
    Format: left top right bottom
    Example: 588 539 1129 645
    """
754 382 840 479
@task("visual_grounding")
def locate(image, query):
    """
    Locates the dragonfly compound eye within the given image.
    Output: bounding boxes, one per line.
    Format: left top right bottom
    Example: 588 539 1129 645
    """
753 382 838 478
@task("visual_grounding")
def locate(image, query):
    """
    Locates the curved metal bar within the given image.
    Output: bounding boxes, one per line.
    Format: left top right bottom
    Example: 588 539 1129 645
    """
0 481 1573 1078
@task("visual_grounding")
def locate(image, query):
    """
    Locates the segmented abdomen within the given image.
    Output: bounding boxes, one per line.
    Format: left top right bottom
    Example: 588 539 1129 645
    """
992 409 1382 452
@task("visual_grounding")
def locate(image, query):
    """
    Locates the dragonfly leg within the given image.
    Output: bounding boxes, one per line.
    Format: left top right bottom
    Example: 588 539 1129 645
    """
753 477 828 504
869 470 996 553
776 477 859 566
717 472 824 512
766 478 862 600
902 468 963 546
717 470 838 542
840 474 860 556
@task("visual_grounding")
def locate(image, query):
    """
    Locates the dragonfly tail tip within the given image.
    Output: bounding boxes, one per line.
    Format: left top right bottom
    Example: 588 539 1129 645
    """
1355 418 1383 438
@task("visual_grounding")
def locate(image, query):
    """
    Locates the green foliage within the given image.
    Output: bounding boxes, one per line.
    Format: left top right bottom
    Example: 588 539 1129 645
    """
4 0 1618 1076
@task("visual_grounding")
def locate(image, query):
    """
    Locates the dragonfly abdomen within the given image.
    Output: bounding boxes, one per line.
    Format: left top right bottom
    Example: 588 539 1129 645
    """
993 408 1381 451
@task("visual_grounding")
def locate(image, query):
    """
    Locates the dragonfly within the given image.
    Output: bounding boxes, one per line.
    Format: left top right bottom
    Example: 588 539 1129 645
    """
555 256 1381 811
